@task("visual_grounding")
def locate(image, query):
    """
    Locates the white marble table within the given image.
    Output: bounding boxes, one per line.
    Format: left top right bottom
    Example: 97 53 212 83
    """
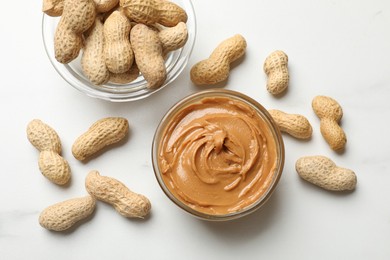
1 0 390 259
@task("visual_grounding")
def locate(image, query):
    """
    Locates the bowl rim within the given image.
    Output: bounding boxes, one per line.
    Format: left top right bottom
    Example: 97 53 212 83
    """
151 89 285 221
41 0 197 102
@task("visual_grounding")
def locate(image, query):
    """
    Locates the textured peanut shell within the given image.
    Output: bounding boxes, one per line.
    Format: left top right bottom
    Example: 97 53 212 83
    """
82 18 111 85
54 0 96 63
120 0 187 27
85 171 151 218
264 50 289 95
158 22 188 56
39 195 96 231
94 0 119 13
104 11 134 74
27 119 61 154
54 22 83 64
102 4 122 21
312 95 343 121
109 63 140 84
72 117 129 161
190 34 247 85
320 118 346 151
42 0 64 16
60 0 96 35
38 150 71 185
312 95 346 151
296 156 357 191
268 109 312 139
121 0 158 24
131 23 166 88
156 0 187 27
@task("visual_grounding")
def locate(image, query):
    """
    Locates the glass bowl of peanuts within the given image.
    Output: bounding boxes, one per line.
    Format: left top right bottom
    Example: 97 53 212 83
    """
42 0 196 102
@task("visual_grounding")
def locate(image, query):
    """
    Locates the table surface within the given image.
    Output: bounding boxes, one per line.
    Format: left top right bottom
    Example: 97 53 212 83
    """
2 0 390 259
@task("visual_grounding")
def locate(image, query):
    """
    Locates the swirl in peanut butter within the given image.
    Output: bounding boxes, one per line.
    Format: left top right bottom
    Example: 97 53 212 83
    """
158 97 278 215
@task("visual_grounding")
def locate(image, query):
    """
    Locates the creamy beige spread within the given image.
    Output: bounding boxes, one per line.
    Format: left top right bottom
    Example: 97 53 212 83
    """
158 96 278 215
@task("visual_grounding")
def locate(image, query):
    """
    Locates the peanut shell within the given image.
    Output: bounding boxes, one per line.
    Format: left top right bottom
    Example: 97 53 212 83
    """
42 0 64 16
158 21 188 56
190 34 247 85
82 18 111 85
131 23 166 88
263 50 289 95
312 95 347 151
27 119 61 154
85 170 151 218
296 155 357 191
54 0 96 63
156 0 187 27
72 117 129 161
38 150 71 185
94 0 119 13
39 195 96 231
121 0 187 27
104 11 134 74
268 109 312 139
109 63 140 84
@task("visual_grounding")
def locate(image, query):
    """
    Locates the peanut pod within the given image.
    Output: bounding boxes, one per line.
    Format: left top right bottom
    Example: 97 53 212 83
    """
268 109 312 139
312 95 347 151
54 0 96 64
82 17 111 85
131 23 166 88
72 117 129 161
38 150 71 185
85 170 151 218
190 34 247 85
27 119 61 154
263 50 289 95
296 155 357 191
39 195 96 231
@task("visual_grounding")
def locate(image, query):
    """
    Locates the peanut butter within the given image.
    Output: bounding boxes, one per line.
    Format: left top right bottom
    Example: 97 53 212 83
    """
158 96 279 215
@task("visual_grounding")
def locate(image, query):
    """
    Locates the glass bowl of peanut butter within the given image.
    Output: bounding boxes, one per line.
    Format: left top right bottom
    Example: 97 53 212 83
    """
152 89 285 221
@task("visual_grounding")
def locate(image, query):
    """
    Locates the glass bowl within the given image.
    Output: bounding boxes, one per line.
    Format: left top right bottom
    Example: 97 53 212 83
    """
152 89 285 221
42 0 196 102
